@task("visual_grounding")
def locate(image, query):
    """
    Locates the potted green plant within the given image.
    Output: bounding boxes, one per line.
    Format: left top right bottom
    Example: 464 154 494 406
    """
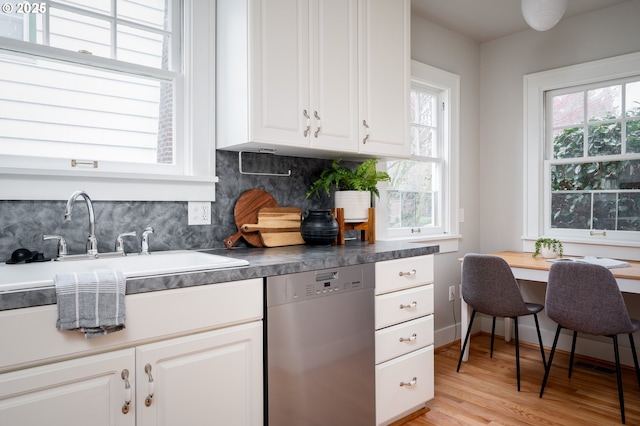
306 158 390 221
533 238 564 259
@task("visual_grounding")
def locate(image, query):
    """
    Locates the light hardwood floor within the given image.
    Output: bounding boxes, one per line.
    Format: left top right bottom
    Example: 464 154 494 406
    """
403 333 640 425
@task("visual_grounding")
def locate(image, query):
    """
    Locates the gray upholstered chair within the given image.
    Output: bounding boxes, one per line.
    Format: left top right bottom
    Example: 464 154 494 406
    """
457 253 546 391
540 261 640 424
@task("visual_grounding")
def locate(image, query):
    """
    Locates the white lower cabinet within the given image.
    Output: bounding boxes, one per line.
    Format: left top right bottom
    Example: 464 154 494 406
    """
0 279 264 426
375 255 434 426
136 322 262 426
0 348 135 426
0 322 262 426
376 346 434 424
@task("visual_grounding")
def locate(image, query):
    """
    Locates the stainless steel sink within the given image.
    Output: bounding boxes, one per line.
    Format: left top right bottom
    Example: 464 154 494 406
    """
0 250 249 292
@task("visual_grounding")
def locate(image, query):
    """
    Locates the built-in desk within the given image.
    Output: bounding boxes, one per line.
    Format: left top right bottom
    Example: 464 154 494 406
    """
460 251 640 361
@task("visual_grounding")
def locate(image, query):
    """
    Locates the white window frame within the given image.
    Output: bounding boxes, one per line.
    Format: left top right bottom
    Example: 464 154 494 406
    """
376 60 460 253
0 0 217 201
523 51 640 259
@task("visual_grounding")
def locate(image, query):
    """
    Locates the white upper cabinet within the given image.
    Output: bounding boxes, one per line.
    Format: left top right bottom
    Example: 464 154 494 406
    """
309 0 359 152
358 0 411 158
217 0 409 159
217 0 358 155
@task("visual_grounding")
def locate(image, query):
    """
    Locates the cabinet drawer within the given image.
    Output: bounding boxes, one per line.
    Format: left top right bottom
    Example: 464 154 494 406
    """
376 315 433 364
376 346 434 426
375 285 434 330
375 255 433 295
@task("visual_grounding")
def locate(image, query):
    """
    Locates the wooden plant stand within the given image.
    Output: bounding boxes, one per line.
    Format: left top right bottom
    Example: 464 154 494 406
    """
332 207 375 245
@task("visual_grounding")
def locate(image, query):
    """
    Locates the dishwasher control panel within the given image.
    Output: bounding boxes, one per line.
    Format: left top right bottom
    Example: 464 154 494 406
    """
266 263 375 306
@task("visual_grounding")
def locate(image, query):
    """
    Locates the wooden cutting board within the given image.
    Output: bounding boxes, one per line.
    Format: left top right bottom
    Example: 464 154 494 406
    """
241 207 305 247
223 189 279 249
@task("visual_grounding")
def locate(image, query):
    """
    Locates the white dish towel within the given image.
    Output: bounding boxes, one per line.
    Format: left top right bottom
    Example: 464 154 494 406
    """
54 270 126 339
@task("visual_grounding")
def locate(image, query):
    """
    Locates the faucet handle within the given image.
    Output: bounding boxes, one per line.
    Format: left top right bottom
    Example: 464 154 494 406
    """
43 234 68 259
115 231 137 256
141 226 154 255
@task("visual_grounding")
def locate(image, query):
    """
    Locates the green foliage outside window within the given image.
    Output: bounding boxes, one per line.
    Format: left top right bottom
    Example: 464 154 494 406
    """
550 104 640 231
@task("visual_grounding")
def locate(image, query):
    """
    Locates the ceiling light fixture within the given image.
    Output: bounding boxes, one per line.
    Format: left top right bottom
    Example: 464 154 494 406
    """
521 0 568 31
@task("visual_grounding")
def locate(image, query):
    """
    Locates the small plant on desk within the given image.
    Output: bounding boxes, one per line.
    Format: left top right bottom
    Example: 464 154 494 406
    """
533 238 563 258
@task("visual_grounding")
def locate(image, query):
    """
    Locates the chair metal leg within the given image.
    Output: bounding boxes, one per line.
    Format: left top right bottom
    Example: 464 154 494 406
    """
568 331 578 378
612 335 626 424
540 325 562 398
629 333 640 391
514 317 521 391
457 310 477 372
490 316 496 358
533 313 546 368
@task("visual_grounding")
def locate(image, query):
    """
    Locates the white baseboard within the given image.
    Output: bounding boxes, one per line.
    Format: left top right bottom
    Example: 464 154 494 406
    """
435 316 638 368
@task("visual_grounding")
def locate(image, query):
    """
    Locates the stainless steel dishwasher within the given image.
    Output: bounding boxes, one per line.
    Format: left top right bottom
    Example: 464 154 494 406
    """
266 263 375 426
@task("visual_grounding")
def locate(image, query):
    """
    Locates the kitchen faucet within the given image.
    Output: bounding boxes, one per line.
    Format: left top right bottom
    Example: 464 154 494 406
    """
64 190 98 257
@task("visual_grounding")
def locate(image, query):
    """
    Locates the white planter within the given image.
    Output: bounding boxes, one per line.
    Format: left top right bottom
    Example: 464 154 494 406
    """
540 247 558 259
335 191 371 221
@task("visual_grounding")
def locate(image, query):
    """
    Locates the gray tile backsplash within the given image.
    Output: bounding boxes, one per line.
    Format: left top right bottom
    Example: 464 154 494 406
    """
0 151 354 261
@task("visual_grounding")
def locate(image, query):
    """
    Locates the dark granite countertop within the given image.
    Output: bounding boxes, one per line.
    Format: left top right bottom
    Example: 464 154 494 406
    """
0 241 438 311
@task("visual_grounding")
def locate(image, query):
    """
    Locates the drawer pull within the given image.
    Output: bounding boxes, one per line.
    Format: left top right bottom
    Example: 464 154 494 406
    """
400 377 418 387
399 301 417 310
398 269 416 277
399 333 417 343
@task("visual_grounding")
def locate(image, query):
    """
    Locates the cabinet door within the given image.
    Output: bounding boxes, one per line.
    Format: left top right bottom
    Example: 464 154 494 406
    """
0 349 135 426
309 0 359 152
250 0 310 147
136 322 263 426
358 0 411 157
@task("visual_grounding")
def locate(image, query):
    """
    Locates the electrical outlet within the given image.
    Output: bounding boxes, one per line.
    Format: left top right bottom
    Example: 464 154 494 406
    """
188 202 211 225
448 285 455 302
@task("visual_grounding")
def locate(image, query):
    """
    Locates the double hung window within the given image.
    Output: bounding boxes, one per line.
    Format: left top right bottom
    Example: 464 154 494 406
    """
524 52 640 251
378 61 459 248
0 0 216 201
547 79 640 236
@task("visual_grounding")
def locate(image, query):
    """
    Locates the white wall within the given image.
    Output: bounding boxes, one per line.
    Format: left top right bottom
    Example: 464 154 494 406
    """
412 0 640 359
411 15 481 347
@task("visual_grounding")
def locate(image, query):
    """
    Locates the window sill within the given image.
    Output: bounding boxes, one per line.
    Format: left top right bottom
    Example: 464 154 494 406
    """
0 168 218 201
377 233 461 254
522 236 640 261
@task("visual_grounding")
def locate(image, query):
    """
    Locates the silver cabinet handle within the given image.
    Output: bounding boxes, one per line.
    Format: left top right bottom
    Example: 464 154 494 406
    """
144 363 154 407
399 269 416 277
362 120 370 144
314 111 322 137
399 301 417 310
400 377 417 387
303 110 311 137
121 369 132 414
399 333 417 343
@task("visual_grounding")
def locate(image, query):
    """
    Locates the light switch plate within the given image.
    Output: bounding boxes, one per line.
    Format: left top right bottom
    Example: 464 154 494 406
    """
188 202 211 225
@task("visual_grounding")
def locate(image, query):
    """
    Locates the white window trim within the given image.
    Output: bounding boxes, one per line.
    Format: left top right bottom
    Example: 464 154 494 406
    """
523 51 640 259
0 0 218 202
376 60 461 254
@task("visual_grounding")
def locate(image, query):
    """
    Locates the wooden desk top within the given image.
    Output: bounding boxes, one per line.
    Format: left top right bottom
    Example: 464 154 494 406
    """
491 251 640 281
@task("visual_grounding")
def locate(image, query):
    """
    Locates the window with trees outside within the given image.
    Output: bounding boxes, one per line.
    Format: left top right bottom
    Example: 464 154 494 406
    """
378 61 459 246
524 52 640 253
0 0 217 201
547 79 640 235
